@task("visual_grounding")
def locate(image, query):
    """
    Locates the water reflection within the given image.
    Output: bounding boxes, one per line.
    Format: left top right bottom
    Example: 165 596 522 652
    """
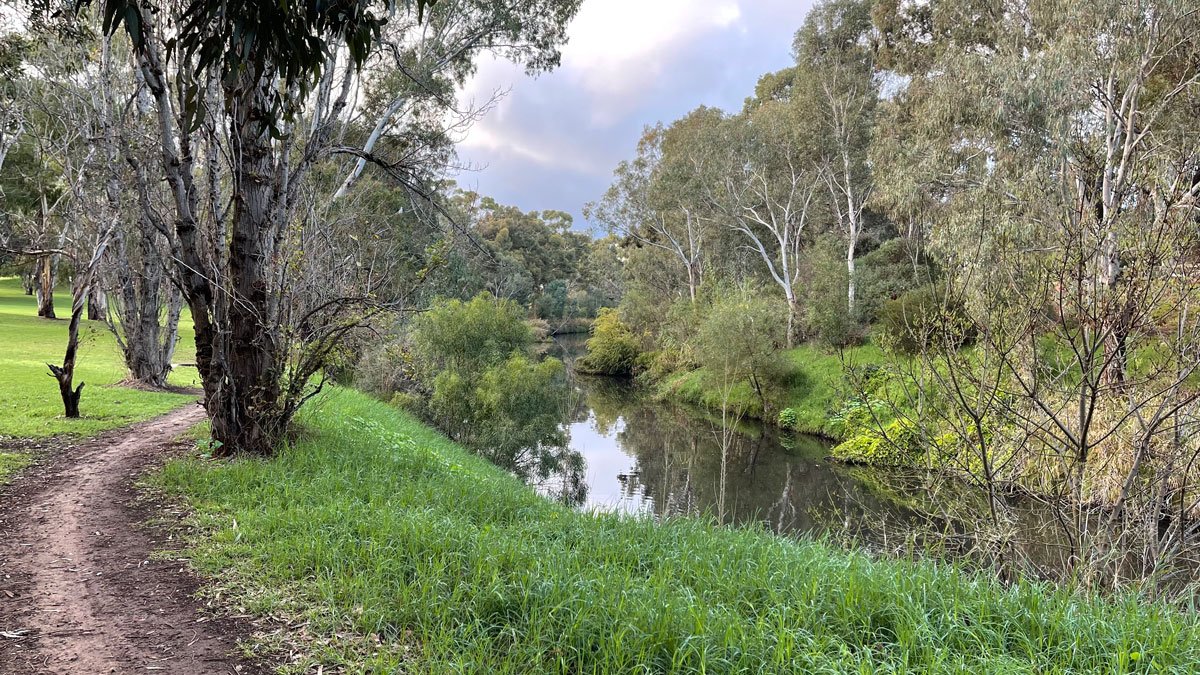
542 336 1081 576
578 374 907 532
546 337 913 540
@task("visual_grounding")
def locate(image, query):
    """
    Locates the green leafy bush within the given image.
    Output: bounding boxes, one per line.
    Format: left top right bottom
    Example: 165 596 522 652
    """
831 418 924 466
409 293 579 485
876 284 975 355
578 307 640 376
777 407 799 430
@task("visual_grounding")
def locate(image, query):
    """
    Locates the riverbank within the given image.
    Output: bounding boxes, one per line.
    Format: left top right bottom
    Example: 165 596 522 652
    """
153 386 1200 672
656 342 888 439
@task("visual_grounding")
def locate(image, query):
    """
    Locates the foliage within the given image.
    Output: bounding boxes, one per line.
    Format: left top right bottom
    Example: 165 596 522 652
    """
407 293 574 483
804 234 861 347
852 237 936 324
777 407 799 430
578 308 640 376
154 387 1200 673
0 277 194 437
831 418 923 466
876 285 975 356
410 294 532 377
694 288 787 412
469 355 571 481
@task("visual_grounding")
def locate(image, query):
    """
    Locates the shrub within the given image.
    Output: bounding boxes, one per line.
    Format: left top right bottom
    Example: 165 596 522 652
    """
353 341 413 400
694 287 787 414
578 308 640 376
777 407 799 430
853 237 936 325
831 418 924 466
411 293 531 376
876 284 975 355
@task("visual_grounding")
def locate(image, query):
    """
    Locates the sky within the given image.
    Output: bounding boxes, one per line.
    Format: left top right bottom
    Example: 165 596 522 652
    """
454 0 816 233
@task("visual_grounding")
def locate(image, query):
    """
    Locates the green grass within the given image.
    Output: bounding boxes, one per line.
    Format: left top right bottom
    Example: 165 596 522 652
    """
661 343 888 437
0 451 31 484
154 387 1200 673
0 277 197 438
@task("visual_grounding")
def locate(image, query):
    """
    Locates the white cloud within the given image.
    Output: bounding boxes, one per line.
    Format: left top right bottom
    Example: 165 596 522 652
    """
453 0 814 222
561 0 742 103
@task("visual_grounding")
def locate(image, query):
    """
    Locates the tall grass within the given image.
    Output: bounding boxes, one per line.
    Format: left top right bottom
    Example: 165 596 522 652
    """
155 387 1200 673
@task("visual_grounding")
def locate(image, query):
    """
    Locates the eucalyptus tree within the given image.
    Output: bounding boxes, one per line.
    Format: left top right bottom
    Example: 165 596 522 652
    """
709 100 819 348
58 0 582 455
587 115 719 306
868 0 1200 586
792 0 877 316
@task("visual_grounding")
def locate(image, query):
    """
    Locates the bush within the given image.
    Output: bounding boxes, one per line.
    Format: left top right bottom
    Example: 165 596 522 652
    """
694 287 787 414
876 284 975 355
853 237 936 325
831 418 924 466
353 341 413 400
411 293 531 376
411 293 578 483
804 234 863 347
578 308 640 376
777 407 799 430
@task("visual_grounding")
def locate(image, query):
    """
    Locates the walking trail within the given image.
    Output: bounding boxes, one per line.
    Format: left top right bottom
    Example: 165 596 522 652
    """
0 404 262 674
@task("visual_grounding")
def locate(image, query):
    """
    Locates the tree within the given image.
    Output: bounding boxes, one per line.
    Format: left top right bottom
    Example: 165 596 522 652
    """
709 105 818 348
587 121 713 306
694 286 787 417
793 0 878 316
70 0 582 455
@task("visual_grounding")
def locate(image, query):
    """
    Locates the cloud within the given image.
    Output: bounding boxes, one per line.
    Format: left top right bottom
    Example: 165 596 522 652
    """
454 0 816 226
560 0 742 111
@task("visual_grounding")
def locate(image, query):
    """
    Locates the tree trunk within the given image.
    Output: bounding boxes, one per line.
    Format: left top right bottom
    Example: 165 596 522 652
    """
1098 230 1127 387
209 68 284 456
36 254 55 319
112 220 181 389
846 239 857 317
22 268 34 295
48 286 87 418
87 286 107 321
785 292 800 349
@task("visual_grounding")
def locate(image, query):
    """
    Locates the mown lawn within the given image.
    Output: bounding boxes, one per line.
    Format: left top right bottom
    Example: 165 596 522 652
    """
0 277 196 438
154 387 1200 673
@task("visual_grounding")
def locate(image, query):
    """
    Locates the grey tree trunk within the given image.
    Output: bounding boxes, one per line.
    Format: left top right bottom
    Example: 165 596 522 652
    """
87 285 107 321
110 221 181 388
212 67 285 456
36 254 55 319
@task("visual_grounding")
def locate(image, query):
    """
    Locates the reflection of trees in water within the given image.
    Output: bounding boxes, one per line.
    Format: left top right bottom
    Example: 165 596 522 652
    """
578 376 1069 567
596 392 901 537
553 344 1083 574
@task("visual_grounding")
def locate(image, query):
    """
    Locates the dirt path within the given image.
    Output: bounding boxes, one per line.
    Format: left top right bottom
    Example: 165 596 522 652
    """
0 405 263 674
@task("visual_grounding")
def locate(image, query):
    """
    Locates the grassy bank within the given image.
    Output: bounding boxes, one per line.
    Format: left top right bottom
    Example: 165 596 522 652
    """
659 343 888 438
0 277 196 438
155 387 1200 673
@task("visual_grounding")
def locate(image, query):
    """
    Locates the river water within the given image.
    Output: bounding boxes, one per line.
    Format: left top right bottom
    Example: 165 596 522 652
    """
546 336 1070 566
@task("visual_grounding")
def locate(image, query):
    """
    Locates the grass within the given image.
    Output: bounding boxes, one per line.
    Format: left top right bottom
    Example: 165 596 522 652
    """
661 343 888 437
154 387 1200 673
0 451 31 484
0 277 196 438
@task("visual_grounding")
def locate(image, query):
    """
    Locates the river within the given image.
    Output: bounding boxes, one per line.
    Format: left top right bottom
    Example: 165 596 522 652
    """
545 335 1072 569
